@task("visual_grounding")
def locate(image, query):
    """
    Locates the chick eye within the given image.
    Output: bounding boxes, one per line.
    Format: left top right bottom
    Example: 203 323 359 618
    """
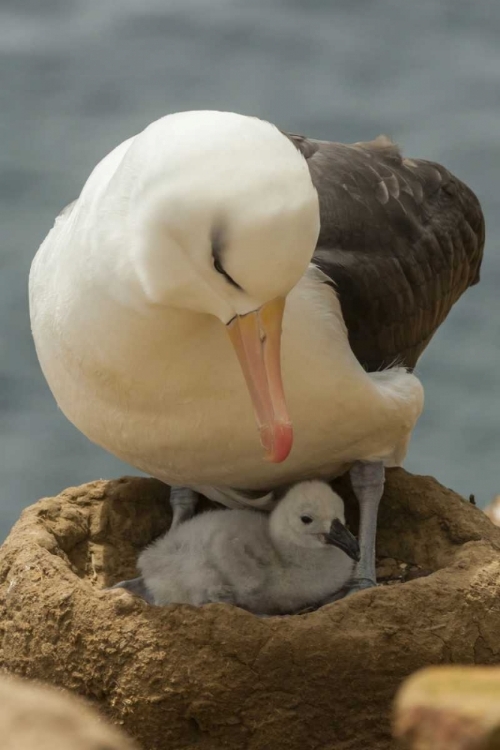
300 515 313 525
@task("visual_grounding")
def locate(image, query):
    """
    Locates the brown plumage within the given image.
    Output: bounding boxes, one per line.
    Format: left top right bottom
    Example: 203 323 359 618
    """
285 132 485 371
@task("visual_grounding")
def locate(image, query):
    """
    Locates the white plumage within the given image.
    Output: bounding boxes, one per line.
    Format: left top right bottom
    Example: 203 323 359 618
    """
29 110 424 503
135 481 359 614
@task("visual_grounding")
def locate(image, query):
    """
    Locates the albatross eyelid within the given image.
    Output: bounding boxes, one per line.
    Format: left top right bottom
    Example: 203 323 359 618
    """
211 226 243 291
213 257 243 290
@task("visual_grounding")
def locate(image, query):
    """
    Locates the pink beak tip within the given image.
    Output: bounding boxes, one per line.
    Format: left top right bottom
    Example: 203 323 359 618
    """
260 422 294 464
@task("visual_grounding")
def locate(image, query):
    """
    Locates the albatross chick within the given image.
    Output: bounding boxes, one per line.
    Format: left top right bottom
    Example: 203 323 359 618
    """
114 481 359 615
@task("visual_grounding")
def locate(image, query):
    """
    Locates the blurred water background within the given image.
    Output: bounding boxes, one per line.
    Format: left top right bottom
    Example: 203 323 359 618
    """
1 0 499 539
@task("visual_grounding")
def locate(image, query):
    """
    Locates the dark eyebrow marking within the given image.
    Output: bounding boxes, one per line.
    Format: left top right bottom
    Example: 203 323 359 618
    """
211 226 243 290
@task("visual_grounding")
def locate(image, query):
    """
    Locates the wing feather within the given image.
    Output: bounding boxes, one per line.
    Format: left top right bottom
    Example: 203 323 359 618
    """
285 132 484 370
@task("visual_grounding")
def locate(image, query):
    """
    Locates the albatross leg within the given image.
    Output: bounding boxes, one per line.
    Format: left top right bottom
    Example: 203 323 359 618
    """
169 486 198 530
346 459 385 593
313 460 385 608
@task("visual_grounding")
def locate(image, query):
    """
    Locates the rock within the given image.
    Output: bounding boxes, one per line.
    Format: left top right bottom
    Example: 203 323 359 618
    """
0 469 499 750
376 557 401 580
393 665 500 750
0 672 138 749
485 496 500 527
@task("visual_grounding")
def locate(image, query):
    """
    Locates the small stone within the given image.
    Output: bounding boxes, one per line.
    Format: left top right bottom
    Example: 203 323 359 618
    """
484 496 500 527
376 558 400 579
394 666 500 750
111 591 141 615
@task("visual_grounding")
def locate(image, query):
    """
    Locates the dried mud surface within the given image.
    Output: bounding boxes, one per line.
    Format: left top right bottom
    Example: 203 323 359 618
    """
1 469 499 750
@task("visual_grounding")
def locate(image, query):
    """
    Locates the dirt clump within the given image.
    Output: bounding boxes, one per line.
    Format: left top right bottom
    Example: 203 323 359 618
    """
394 665 500 750
0 672 138 749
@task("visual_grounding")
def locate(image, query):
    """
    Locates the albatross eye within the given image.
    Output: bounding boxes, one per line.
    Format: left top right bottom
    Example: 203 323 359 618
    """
212 257 242 290
300 515 313 525
213 257 226 275
211 228 243 290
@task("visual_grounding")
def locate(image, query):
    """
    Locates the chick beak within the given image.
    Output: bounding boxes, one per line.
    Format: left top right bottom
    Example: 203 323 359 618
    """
226 296 292 463
324 519 360 561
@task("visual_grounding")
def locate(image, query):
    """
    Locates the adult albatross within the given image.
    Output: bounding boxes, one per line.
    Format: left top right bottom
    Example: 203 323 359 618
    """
29 111 484 596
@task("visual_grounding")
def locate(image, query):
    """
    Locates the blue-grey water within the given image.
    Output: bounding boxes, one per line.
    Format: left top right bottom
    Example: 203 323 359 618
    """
1 0 499 539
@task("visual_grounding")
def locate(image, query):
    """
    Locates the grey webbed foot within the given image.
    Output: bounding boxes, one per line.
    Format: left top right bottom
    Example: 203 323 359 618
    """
348 576 376 590
319 576 377 606
109 576 155 604
342 576 377 597
169 486 198 530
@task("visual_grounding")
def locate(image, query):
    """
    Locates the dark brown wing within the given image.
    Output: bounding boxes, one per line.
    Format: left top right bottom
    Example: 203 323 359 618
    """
285 132 485 370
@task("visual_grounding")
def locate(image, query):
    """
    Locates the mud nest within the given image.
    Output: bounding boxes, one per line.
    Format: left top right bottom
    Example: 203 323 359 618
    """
1 468 499 750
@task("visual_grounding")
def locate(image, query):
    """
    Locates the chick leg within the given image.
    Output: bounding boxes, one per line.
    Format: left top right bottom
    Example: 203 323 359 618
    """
169 486 198 530
347 459 385 593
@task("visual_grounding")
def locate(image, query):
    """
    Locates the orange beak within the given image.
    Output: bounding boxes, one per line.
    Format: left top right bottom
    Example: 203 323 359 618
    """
227 297 293 463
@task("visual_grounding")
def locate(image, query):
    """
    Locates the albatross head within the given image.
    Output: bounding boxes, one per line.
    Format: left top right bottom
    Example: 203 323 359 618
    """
269 481 360 559
129 110 320 462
